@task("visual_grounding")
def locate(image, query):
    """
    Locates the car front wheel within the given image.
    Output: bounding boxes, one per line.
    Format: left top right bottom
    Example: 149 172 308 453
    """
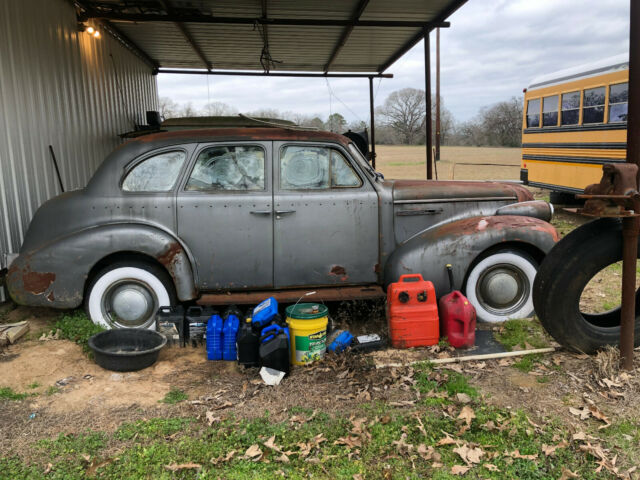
464 250 538 323
85 262 173 329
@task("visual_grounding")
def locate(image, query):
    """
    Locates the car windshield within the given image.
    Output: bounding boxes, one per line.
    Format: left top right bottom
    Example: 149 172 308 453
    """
348 144 377 179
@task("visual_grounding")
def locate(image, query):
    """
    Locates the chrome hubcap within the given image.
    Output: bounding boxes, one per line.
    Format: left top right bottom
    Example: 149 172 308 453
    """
476 264 528 315
102 281 156 328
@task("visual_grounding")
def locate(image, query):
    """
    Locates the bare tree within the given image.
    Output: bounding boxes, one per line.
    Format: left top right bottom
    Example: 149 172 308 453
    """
158 97 180 119
478 97 523 147
203 101 238 116
326 113 347 132
379 88 426 144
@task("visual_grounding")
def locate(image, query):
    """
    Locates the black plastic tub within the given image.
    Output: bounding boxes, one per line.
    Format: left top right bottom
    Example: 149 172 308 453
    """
88 329 167 372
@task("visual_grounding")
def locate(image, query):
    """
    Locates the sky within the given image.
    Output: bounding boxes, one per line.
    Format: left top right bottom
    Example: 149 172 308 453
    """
157 0 629 124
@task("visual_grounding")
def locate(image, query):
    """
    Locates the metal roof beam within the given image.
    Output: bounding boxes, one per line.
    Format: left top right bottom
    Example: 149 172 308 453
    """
158 0 212 70
158 69 393 78
378 0 466 72
79 11 450 28
75 1 159 70
324 0 370 73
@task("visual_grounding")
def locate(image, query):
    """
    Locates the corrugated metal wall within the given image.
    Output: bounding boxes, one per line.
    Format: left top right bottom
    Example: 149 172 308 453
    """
0 0 158 269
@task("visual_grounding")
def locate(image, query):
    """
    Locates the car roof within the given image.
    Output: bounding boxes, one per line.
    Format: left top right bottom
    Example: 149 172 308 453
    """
127 127 352 149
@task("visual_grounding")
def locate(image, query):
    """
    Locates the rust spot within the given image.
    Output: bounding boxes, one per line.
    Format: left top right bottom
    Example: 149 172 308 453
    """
157 243 182 268
47 291 55 302
431 215 558 242
329 265 349 282
23 272 56 295
330 265 346 276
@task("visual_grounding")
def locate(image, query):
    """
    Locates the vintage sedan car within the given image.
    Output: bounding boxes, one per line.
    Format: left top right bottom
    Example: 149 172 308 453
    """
6 128 558 328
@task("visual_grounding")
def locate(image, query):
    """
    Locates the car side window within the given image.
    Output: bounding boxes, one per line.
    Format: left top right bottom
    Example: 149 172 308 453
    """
122 150 186 192
280 146 361 190
186 145 265 191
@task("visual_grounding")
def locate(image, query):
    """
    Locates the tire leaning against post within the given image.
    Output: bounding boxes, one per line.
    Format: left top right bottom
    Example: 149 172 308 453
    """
533 217 640 354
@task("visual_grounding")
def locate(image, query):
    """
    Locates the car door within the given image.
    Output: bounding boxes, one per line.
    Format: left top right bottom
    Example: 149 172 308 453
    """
273 141 379 287
177 141 273 290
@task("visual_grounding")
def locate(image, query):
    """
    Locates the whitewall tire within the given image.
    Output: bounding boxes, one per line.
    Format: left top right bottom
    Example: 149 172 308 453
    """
86 264 172 329
464 250 538 323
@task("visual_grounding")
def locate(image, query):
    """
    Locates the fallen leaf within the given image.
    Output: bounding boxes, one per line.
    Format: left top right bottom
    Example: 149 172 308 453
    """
483 463 500 472
335 435 362 449
244 444 263 461
164 463 201 471
43 463 53 475
457 406 476 427
451 464 470 475
380 415 391 425
588 405 611 428
436 435 457 446
205 411 221 426
559 468 579 480
456 393 472 404
276 453 290 463
453 444 484 465
542 441 568 457
569 406 590 420
506 449 538 460
417 444 440 461
264 435 283 453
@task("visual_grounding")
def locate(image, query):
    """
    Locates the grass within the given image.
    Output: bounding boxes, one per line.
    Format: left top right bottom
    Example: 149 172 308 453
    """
46 386 61 396
160 388 188 405
53 311 104 354
27 382 41 389
0 387 30 401
494 318 550 352
512 354 543 373
0 363 620 480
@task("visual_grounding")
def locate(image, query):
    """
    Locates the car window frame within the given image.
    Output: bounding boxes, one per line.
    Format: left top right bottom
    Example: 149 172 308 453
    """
120 146 190 194
277 142 364 192
179 141 271 196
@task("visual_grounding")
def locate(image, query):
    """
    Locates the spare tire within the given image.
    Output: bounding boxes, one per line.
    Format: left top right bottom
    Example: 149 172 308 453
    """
533 217 640 353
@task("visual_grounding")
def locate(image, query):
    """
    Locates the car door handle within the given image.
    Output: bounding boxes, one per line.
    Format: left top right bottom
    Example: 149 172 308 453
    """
275 210 296 215
250 210 272 215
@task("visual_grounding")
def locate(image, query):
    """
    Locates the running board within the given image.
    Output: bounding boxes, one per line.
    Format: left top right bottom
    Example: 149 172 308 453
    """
197 285 385 305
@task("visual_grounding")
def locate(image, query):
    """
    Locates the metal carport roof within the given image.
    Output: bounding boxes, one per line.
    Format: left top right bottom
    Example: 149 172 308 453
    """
74 0 467 75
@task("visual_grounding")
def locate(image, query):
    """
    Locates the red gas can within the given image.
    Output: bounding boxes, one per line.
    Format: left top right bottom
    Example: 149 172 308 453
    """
387 274 439 348
438 291 476 348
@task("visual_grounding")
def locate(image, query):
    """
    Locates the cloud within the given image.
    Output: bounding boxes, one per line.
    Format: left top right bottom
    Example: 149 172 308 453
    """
157 0 629 123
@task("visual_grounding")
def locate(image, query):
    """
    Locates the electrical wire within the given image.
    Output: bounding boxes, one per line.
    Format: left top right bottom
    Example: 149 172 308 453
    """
324 78 365 126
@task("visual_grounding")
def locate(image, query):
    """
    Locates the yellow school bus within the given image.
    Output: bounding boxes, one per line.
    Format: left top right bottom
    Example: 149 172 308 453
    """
520 54 628 198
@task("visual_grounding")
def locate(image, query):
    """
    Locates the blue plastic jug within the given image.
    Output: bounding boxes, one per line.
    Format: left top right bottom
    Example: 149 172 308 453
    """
252 297 279 330
206 313 224 360
222 312 240 361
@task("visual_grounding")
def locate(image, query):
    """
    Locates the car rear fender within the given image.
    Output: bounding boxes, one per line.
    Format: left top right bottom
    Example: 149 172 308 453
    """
383 215 559 297
7 223 197 308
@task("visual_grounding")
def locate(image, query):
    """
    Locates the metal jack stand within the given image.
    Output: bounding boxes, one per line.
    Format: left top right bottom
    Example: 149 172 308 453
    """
575 163 640 371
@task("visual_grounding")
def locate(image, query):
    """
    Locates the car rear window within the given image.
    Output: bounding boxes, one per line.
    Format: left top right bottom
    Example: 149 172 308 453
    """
122 150 186 192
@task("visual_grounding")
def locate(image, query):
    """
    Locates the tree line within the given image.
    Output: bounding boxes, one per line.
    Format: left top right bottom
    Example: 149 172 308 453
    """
158 88 524 148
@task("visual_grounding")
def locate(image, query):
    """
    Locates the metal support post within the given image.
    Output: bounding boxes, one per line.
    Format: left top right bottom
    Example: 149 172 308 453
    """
368 76 377 169
621 210 639 370
423 26 433 180
435 27 441 162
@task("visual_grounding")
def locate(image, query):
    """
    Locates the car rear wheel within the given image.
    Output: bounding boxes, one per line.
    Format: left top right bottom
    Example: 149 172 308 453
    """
464 250 538 323
85 262 174 329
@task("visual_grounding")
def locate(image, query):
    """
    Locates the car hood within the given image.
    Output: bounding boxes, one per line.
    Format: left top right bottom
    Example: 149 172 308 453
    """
390 180 533 203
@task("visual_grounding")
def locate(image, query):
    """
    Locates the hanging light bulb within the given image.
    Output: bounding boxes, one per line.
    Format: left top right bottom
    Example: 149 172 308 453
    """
93 30 100 38
86 26 95 34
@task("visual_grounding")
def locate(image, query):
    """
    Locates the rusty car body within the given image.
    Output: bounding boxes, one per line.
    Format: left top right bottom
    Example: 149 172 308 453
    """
6 127 558 328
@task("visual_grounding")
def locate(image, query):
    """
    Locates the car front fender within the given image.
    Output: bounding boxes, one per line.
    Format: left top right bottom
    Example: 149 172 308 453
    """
7 223 197 308
383 215 559 297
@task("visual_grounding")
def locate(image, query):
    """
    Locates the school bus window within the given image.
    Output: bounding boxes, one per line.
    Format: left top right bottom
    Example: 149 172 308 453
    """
542 95 559 127
582 86 605 124
526 98 541 128
561 91 580 125
608 82 628 123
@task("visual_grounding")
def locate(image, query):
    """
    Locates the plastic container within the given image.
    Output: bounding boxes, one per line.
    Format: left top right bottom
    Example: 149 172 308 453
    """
259 325 290 375
88 329 166 372
237 318 260 367
156 305 185 347
252 297 279 330
206 313 224 360
285 303 328 365
186 306 214 347
222 309 241 361
327 330 354 353
439 290 476 348
387 274 439 348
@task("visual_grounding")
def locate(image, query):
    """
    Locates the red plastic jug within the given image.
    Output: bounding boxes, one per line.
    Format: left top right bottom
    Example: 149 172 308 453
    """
387 274 439 348
438 290 476 349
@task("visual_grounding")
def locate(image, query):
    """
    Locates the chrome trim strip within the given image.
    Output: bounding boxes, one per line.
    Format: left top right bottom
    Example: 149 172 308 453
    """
394 196 516 205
